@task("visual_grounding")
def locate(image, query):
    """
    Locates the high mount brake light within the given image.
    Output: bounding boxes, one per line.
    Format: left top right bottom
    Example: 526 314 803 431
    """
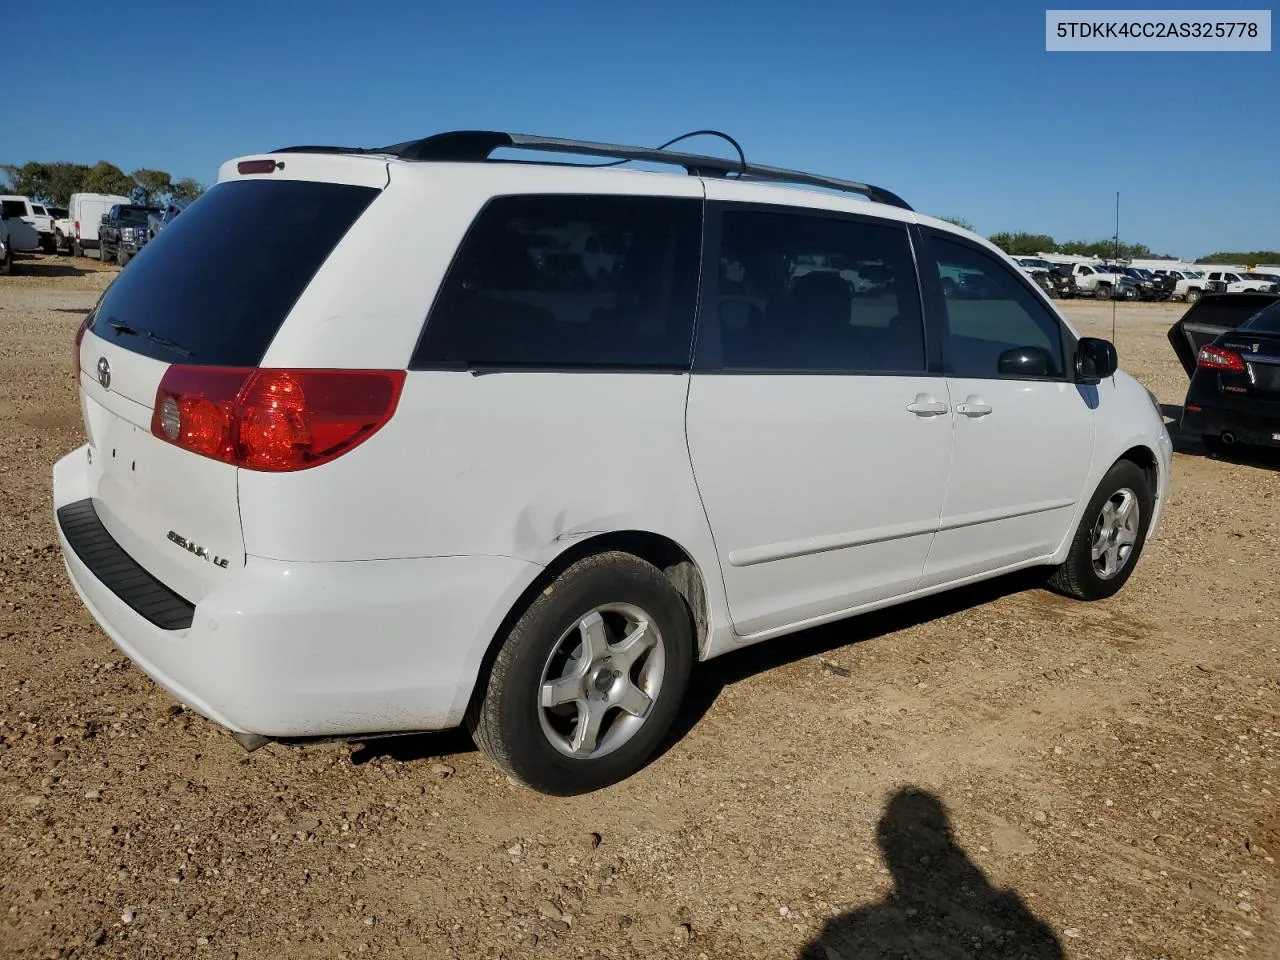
150 367 405 471
237 159 280 175
1196 346 1246 372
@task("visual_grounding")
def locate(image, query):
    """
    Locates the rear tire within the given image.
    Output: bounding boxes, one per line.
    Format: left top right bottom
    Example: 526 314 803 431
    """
72 238 82 258
0 241 12 276
1094 283 1111 301
1202 434 1229 457
1047 460 1153 601
468 551 694 795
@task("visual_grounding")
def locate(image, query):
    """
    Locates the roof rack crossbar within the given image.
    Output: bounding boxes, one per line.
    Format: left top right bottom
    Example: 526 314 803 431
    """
270 130 912 211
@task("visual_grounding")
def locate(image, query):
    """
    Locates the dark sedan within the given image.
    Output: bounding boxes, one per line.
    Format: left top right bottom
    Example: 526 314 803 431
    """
1169 292 1280 454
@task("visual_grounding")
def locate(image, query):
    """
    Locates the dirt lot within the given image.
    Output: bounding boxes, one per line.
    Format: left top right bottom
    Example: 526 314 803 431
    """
1 256 1276 960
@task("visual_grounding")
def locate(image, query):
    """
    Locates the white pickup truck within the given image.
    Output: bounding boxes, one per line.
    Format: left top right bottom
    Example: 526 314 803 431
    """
1152 269 1207 303
0 201 41 274
1066 262 1139 300
1205 271 1279 294
0 196 44 254
0 195 59 252
1 215 40 273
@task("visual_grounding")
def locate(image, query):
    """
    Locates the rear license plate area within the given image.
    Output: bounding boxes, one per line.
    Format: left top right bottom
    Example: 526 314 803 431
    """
1251 364 1280 394
98 413 150 492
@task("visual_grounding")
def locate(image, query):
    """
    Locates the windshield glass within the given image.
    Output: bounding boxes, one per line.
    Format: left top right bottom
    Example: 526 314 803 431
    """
119 207 157 224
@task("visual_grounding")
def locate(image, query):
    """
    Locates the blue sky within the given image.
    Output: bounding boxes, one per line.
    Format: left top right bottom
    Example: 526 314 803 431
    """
6 0 1277 257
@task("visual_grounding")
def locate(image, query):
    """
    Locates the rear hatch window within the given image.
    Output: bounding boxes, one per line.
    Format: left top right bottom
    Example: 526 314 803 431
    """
87 178 378 366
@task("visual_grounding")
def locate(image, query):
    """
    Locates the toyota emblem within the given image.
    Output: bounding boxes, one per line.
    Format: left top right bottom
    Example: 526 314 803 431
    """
97 356 111 390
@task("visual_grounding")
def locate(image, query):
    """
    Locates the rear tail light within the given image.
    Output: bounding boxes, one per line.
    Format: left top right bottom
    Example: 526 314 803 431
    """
73 316 89 380
151 367 405 471
74 220 80 239
1196 346 1246 372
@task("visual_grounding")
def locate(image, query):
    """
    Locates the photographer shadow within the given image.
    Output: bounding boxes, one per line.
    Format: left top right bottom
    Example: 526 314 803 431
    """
800 788 1063 960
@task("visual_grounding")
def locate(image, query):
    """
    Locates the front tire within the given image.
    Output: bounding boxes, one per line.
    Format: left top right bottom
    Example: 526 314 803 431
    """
468 551 694 795
1047 460 1153 601
0 241 12 276
1185 288 1202 304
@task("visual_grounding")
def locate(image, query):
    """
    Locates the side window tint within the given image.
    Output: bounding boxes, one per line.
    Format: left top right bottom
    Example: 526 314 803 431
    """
415 195 701 368
709 209 925 373
931 235 1065 379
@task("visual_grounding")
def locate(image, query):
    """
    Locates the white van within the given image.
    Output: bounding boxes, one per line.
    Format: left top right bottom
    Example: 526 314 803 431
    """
54 129 1173 794
67 192 131 256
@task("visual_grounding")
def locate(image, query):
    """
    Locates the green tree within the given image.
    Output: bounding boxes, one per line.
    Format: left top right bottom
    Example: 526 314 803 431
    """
169 177 205 202
1199 251 1280 264
938 215 974 231
988 232 1057 256
1 161 94 204
130 168 173 205
1057 239 1153 260
1 161 50 197
80 161 135 198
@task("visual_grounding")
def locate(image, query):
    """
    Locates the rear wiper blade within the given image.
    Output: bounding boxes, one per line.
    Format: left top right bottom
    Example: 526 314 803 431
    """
139 330 193 358
104 318 193 358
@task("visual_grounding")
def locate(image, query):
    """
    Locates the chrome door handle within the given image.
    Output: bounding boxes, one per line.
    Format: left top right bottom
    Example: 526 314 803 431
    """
906 393 949 417
956 396 992 417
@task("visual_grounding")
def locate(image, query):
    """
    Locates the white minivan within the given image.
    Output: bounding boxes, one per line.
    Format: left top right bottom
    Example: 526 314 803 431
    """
54 130 1173 794
67 192 131 257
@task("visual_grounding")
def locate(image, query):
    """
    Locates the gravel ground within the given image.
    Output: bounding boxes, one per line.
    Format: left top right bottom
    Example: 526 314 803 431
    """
1 256 1276 960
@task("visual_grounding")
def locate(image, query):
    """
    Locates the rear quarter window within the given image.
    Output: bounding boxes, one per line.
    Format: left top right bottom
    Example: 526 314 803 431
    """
87 179 378 366
412 194 702 369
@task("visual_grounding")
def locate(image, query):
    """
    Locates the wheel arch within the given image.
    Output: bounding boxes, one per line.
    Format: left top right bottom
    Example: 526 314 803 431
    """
462 530 713 723
1117 443 1159 495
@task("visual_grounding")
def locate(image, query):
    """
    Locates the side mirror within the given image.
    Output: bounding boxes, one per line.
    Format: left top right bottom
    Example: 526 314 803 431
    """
1076 336 1118 383
998 345 1055 377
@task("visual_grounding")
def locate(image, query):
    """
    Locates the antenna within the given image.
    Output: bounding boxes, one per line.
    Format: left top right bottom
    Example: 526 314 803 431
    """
1112 191 1120 343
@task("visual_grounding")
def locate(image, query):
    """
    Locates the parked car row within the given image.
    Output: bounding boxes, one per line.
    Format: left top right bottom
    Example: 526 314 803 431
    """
0 191 191 270
1012 256 1279 304
1011 258 1145 301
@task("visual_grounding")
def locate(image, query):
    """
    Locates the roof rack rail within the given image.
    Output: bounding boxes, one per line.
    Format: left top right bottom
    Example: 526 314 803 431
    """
271 130 912 211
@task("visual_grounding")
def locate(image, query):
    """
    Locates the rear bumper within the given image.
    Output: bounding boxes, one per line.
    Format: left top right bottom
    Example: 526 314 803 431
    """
53 447 540 738
1182 402 1280 446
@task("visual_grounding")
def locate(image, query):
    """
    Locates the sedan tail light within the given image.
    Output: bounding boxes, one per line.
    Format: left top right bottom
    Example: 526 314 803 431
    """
1196 346 1246 372
151 367 406 471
